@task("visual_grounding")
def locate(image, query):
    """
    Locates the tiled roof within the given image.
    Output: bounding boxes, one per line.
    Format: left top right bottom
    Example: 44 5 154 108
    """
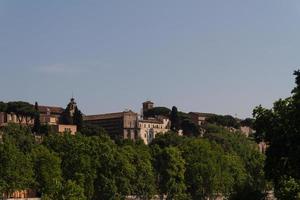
139 118 164 124
83 111 137 121
38 106 64 114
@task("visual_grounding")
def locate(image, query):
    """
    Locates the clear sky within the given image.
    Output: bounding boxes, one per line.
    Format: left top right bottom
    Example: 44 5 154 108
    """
0 0 299 118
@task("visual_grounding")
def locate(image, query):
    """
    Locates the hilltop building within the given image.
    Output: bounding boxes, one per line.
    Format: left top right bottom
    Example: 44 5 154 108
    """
2 189 40 200
188 112 216 126
142 101 154 118
0 98 77 135
83 110 139 140
83 101 171 144
138 117 170 144
0 112 34 126
38 105 64 125
138 101 171 144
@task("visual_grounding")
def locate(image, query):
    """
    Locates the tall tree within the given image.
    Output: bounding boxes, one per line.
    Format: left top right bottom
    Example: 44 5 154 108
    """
6 101 36 125
170 106 180 132
60 180 87 200
60 104 73 125
253 70 300 199
155 147 187 200
31 145 62 198
32 102 41 134
0 140 34 197
2 123 35 153
0 101 7 112
73 107 83 131
60 98 83 132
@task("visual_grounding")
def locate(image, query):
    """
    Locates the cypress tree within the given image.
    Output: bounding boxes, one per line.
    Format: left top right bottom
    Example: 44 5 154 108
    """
32 102 41 134
170 106 180 132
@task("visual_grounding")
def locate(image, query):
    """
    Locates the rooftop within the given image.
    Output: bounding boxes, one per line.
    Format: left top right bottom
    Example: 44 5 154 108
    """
139 118 165 124
38 106 64 114
83 110 137 121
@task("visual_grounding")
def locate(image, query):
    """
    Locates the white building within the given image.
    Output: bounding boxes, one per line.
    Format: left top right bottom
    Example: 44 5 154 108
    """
138 117 170 145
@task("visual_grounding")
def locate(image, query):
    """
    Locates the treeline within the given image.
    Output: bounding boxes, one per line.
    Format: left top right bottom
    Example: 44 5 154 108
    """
0 100 83 134
0 123 265 200
144 105 254 137
253 70 300 199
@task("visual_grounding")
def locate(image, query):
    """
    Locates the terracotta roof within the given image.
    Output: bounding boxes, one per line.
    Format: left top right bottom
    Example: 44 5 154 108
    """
139 118 164 124
83 111 137 121
38 106 64 114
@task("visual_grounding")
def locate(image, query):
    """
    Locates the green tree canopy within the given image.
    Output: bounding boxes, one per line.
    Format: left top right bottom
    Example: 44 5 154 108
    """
143 107 171 118
170 106 180 132
154 146 187 200
31 145 62 198
32 102 41 134
6 101 37 125
253 70 300 199
0 139 34 197
0 101 7 112
206 115 240 129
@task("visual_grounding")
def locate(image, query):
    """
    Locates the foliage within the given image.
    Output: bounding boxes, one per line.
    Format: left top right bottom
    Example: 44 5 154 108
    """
80 123 108 137
6 101 37 124
153 146 187 200
60 180 87 200
240 118 254 128
73 107 83 130
143 107 171 118
206 115 240 129
0 115 267 200
275 176 300 200
31 145 62 198
0 139 34 196
0 101 7 112
253 70 300 199
181 118 200 136
170 106 180 132
118 142 156 199
2 123 35 153
32 102 41 134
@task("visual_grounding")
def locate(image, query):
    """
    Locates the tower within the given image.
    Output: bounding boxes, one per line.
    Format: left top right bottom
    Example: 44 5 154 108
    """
142 101 154 119
68 98 77 117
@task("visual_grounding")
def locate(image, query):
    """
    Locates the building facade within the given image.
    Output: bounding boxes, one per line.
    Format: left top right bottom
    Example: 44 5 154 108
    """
138 117 170 145
38 105 64 125
2 189 40 199
83 110 139 140
0 112 34 126
0 99 77 135
189 112 216 126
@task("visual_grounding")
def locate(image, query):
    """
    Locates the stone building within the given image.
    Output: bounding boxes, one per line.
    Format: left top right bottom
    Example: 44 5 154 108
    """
38 105 64 125
83 110 139 140
142 101 154 117
0 112 34 126
188 112 216 126
138 117 170 145
0 99 77 135
138 101 171 144
2 189 40 199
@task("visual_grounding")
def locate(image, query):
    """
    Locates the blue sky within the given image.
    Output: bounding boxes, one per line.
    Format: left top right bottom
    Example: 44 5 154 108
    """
0 0 299 118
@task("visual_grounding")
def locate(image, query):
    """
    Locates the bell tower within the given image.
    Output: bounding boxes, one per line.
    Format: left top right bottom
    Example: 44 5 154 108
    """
142 101 154 119
69 98 77 117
